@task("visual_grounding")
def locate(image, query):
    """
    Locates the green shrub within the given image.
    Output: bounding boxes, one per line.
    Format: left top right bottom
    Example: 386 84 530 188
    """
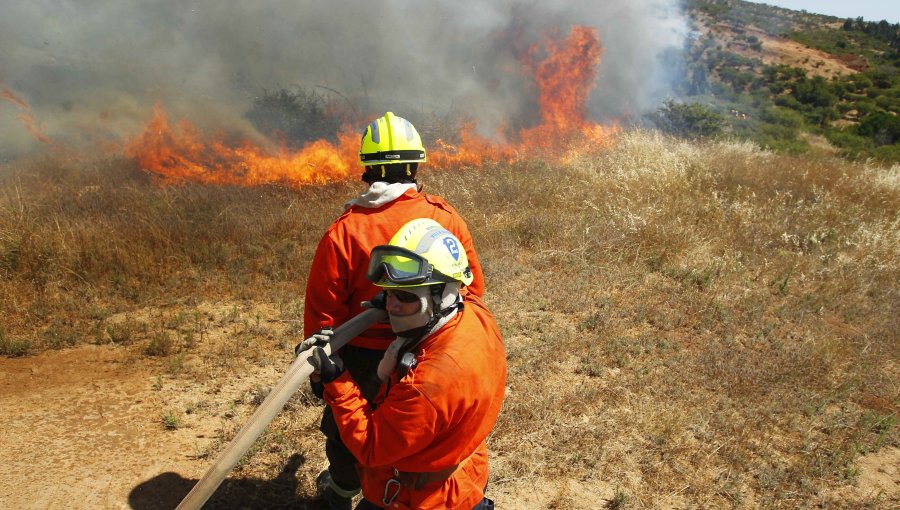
855 99 878 116
146 331 175 357
793 76 838 108
650 100 726 139
858 111 900 145
0 326 30 357
874 95 897 111
161 410 180 430
825 129 875 158
774 94 803 110
871 143 900 163
761 106 805 129
759 135 809 154
43 323 77 349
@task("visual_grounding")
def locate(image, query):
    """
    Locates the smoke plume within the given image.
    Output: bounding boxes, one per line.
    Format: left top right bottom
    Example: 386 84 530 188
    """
0 0 687 159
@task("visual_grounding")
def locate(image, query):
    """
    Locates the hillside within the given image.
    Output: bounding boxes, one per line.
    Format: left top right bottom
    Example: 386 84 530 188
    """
1 133 897 508
673 0 900 163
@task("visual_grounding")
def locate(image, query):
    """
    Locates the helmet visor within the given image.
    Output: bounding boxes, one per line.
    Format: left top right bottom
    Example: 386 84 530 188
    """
367 245 433 285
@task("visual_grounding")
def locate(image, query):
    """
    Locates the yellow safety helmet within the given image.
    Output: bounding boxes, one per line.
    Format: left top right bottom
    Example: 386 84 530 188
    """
367 218 474 288
359 112 426 166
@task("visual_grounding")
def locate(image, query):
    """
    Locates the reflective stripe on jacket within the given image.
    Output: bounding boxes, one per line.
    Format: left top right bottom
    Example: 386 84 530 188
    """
323 298 506 509
304 188 485 350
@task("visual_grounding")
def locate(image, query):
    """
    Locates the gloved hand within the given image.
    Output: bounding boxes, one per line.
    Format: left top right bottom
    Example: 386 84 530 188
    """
310 346 345 383
360 291 387 310
295 327 334 357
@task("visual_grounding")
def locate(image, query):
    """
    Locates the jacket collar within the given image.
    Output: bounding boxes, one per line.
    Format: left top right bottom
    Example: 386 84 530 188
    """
344 182 418 210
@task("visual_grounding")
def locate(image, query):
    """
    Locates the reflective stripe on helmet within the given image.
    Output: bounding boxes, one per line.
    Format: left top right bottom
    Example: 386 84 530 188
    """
369 121 380 144
359 150 425 163
413 227 453 255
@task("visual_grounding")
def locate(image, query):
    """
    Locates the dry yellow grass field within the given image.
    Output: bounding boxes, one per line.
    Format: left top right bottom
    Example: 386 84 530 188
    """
0 130 897 509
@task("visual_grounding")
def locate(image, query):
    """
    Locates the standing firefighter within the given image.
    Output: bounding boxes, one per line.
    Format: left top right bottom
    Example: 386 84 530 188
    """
309 219 506 509
299 112 485 509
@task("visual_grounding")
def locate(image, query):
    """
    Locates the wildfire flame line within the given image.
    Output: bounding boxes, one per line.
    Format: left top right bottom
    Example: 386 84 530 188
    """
126 25 617 188
125 106 360 187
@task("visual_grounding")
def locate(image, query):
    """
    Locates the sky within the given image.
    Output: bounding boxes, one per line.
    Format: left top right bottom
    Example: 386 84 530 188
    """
746 0 900 24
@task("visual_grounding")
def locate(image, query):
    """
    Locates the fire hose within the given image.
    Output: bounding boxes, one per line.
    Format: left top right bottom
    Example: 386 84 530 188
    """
175 307 388 510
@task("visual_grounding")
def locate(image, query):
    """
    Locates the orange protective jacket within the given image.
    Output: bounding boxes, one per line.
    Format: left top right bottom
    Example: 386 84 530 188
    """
304 188 485 350
323 298 507 509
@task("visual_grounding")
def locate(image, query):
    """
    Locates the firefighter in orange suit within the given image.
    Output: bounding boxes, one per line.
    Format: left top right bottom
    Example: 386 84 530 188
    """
308 218 506 509
298 113 485 509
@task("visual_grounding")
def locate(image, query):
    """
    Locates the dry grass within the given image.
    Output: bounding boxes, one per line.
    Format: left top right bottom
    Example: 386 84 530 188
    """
1 132 897 507
436 131 898 507
0 153 354 354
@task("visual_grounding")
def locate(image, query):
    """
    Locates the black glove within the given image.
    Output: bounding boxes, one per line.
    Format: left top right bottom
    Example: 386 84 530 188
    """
360 291 387 310
309 346 345 383
295 327 334 356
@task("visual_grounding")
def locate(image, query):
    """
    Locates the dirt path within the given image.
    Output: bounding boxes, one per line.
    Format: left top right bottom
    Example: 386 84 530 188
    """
0 345 203 509
1 328 895 509
0 343 612 510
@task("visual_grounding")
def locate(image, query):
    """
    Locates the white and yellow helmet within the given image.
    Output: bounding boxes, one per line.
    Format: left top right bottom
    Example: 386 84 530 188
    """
367 218 474 288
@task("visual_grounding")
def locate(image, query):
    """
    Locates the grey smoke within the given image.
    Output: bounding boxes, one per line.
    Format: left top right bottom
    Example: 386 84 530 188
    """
0 0 688 158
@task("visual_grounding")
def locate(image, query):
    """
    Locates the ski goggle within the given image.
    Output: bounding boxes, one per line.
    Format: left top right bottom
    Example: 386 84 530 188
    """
367 245 451 286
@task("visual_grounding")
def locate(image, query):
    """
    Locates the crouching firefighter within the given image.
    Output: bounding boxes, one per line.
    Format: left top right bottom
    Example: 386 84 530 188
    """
307 218 506 510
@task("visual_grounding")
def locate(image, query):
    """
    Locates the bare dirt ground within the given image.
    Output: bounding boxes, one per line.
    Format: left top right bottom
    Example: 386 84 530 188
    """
1 299 897 509
753 36 856 78
0 343 194 509
698 21 858 79
0 300 313 510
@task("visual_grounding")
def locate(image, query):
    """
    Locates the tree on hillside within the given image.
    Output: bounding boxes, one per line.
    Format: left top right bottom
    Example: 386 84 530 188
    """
792 76 837 108
841 17 900 55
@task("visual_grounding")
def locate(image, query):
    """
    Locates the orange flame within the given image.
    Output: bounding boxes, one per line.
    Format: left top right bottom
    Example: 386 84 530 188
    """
1 86 55 146
125 104 359 186
520 26 613 150
126 25 616 187
429 25 616 167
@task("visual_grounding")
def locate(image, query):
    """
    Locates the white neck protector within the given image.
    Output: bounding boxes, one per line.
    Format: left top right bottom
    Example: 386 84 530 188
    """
388 283 461 334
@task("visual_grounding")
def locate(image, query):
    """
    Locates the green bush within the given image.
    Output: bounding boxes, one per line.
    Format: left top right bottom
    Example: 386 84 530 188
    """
855 100 878 116
849 75 873 92
650 100 726 139
825 129 875 158
146 331 176 357
857 111 900 145
774 94 803 110
874 95 899 112
0 326 30 357
836 102 854 114
759 135 809 154
793 76 838 108
761 106 805 129
871 143 900 163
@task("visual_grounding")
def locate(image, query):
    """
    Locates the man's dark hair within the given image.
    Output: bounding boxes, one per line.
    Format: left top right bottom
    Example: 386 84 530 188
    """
361 163 419 184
